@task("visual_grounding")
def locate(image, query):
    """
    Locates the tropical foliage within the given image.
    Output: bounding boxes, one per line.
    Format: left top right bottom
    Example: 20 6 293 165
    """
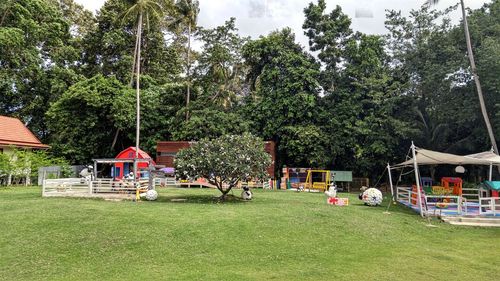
1 0 499 181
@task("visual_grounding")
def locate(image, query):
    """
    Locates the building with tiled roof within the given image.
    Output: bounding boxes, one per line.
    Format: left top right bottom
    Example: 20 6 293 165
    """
0 115 49 152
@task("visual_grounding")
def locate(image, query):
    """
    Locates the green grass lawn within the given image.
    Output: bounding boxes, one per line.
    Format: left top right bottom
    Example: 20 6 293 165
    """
1 187 499 281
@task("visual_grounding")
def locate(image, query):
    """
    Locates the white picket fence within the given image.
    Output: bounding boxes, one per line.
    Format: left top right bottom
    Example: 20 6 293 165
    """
42 178 149 198
479 197 500 216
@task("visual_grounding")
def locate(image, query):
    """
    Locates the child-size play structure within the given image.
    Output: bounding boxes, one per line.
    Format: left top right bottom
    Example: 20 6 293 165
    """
281 167 353 192
387 142 500 217
42 147 156 200
304 170 331 191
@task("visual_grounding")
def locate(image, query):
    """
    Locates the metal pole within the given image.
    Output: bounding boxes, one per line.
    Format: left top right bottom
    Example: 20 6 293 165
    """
489 163 493 181
460 0 499 157
411 142 425 217
387 164 395 202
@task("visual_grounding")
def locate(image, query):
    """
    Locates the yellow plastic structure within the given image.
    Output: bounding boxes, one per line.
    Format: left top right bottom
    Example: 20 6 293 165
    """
304 170 331 192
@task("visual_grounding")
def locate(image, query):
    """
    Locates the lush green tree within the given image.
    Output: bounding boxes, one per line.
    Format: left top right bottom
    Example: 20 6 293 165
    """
466 0 500 148
46 75 129 163
171 107 251 141
195 18 249 109
0 148 70 186
303 0 352 92
385 2 500 158
427 0 499 155
175 133 271 199
47 0 96 39
0 153 13 182
0 0 81 139
278 125 330 168
112 82 186 154
242 29 323 170
322 32 414 175
169 0 200 120
81 0 181 84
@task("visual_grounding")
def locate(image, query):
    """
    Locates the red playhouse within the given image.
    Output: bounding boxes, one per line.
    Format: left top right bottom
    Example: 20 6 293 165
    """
112 147 156 179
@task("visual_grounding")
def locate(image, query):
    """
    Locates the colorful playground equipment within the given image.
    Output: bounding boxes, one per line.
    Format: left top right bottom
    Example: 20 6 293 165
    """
304 170 331 192
281 168 352 192
441 177 462 196
389 144 500 217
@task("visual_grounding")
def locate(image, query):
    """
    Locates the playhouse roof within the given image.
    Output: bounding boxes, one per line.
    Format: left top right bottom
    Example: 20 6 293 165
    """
0 115 49 149
115 146 153 159
394 148 500 167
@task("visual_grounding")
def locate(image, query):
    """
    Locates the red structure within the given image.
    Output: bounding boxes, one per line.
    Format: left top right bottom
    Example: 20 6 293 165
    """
156 141 276 178
0 115 49 150
113 147 155 179
441 177 463 196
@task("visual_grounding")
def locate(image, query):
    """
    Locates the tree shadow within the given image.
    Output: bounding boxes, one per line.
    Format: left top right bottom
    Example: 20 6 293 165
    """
156 194 248 204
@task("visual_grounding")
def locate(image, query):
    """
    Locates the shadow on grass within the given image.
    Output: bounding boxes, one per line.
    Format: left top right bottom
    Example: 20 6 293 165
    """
157 194 248 204
345 195 422 217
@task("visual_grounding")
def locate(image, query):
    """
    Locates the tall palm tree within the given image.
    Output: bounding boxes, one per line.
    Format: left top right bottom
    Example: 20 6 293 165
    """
122 0 169 177
425 0 499 155
170 0 199 121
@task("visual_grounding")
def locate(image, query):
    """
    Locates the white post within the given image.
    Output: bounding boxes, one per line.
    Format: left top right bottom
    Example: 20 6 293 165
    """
89 180 93 195
387 164 395 202
489 163 493 181
411 142 425 217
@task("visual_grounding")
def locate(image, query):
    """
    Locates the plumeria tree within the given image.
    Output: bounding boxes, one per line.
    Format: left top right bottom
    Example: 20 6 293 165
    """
175 133 271 200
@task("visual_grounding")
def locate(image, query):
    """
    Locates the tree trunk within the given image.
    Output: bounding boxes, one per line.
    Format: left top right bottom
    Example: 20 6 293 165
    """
185 24 191 121
130 27 140 87
134 12 143 179
460 0 499 156
111 128 120 151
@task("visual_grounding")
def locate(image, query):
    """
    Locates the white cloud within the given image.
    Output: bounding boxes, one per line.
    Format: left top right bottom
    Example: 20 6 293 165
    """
75 0 491 48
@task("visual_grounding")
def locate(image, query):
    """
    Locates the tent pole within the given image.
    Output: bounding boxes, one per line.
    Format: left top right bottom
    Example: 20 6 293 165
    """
411 142 424 217
387 163 395 202
93 160 97 181
489 163 493 181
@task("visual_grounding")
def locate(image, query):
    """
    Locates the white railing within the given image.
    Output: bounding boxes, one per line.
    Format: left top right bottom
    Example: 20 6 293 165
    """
397 186 465 216
43 178 151 197
424 195 462 215
396 186 412 204
42 178 89 194
154 177 179 187
479 197 500 216
462 187 480 202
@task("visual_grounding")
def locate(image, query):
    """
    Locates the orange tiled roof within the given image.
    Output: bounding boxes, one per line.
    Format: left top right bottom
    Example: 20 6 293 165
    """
0 116 49 149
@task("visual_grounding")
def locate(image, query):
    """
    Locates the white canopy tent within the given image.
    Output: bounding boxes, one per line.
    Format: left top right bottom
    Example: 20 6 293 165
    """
387 142 500 217
392 149 500 167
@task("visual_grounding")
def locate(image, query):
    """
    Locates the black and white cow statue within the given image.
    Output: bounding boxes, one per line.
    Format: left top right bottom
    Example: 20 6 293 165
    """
241 186 252 200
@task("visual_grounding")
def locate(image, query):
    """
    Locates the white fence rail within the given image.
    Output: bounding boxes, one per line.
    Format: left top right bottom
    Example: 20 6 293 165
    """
462 187 480 202
397 186 465 216
42 178 89 194
396 186 412 204
479 197 500 216
154 177 179 187
424 195 462 215
43 178 150 198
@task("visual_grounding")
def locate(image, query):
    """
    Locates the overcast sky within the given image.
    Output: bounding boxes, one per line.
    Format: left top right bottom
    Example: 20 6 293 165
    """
75 0 491 48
